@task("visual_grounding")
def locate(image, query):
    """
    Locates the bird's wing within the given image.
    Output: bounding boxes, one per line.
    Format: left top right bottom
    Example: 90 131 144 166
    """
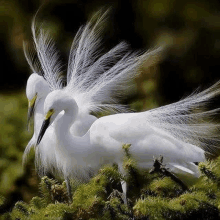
90 112 205 163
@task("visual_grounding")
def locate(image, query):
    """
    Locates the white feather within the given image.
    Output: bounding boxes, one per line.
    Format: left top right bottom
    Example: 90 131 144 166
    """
66 9 163 114
31 18 64 90
24 9 164 197
142 81 220 154
23 41 43 75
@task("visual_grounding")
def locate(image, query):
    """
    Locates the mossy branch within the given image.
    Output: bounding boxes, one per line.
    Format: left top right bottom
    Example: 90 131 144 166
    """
149 156 189 191
4 145 220 219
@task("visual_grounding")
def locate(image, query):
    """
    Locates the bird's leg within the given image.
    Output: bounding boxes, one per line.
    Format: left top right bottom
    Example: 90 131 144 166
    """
65 177 72 203
120 180 127 204
107 181 128 204
117 163 128 204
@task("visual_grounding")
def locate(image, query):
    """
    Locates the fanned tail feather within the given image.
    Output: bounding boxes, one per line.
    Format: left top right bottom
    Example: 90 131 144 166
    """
144 81 220 155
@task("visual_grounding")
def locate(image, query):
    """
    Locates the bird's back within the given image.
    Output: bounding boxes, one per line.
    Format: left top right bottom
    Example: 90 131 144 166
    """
90 112 205 163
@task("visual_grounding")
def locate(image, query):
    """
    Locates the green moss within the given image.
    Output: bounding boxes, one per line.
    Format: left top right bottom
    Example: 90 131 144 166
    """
148 177 184 198
103 198 131 220
30 196 47 209
169 192 208 213
134 196 169 219
38 176 57 204
5 149 220 219
43 203 73 218
71 177 107 210
134 192 219 219
166 192 219 219
199 161 218 182
10 201 30 219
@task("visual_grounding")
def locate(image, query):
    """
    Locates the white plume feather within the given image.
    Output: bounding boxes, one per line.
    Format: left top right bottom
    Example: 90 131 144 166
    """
143 81 220 155
67 9 109 84
31 18 64 90
23 41 43 75
66 9 164 114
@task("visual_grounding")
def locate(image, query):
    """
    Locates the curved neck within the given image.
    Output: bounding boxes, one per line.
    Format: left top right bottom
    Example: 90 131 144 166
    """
54 103 92 158
55 99 78 139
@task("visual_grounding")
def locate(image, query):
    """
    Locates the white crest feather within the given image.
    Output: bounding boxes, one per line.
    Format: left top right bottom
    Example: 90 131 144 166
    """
66 9 164 114
31 17 64 90
67 9 109 84
23 41 43 75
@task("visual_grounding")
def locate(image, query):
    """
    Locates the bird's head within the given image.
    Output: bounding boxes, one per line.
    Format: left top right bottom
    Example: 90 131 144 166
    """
26 73 50 129
37 90 78 145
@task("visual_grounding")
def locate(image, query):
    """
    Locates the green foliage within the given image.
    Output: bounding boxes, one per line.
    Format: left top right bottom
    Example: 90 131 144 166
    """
0 94 28 192
0 93 39 218
0 195 5 206
3 145 220 219
148 177 184 198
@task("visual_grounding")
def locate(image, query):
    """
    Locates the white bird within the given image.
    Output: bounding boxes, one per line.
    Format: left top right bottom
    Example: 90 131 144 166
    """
23 42 57 175
23 20 96 176
37 79 220 202
33 10 220 200
23 31 97 194
24 72 97 180
23 9 163 197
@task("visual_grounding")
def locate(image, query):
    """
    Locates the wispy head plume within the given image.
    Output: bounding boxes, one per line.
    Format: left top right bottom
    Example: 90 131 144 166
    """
31 15 65 91
66 8 164 114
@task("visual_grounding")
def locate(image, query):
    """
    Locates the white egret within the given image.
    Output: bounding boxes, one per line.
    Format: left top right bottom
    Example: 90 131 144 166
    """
23 34 97 195
23 21 97 176
23 42 58 174
24 9 163 198
37 79 220 201
24 72 97 177
34 8 220 199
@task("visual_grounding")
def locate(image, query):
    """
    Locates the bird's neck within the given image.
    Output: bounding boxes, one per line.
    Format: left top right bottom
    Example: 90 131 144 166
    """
55 99 79 140
54 106 91 157
58 108 75 134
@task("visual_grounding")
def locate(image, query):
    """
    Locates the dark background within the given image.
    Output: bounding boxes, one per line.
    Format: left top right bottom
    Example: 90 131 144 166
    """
1 0 220 103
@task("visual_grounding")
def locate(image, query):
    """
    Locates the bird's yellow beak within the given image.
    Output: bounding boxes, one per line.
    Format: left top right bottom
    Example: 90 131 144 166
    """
45 109 55 120
37 109 54 145
27 94 37 131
